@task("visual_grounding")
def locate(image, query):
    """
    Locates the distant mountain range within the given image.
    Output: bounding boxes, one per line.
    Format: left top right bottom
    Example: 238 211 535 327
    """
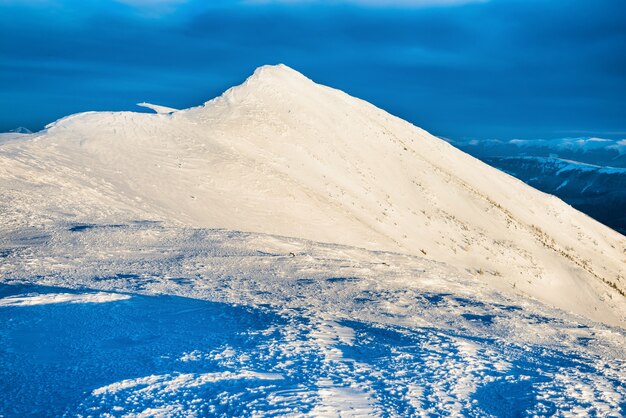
452 137 626 168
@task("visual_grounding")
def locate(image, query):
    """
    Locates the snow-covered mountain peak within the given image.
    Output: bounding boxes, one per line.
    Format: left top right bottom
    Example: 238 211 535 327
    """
1 65 625 327
249 63 308 84
205 64 317 109
3 64 626 415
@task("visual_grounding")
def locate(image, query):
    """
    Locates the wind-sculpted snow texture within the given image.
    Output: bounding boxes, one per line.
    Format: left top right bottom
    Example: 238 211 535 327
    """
0 65 625 416
0 223 625 416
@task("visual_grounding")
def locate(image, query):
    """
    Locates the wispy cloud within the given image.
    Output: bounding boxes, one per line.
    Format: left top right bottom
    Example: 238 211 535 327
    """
113 0 190 16
245 0 487 7
115 0 188 4
556 130 626 137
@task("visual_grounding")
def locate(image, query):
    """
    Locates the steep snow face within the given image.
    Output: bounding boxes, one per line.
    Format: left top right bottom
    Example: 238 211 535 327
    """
0 64 624 325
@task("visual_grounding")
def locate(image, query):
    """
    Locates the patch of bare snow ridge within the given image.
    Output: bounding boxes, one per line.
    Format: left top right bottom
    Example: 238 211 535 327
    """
0 291 130 307
136 102 178 114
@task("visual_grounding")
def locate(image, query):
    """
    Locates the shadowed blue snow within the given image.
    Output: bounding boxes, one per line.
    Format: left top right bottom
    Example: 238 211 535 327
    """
0 0 625 141
1 283 624 416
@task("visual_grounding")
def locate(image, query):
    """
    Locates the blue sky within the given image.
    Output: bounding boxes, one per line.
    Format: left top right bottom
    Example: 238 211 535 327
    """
0 0 624 141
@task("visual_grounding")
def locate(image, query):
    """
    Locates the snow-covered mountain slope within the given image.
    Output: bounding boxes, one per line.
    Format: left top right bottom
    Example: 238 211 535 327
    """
453 137 626 169
0 64 624 326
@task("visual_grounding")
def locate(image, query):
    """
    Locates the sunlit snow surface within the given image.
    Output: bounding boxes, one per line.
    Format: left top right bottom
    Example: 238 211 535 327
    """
1 222 625 417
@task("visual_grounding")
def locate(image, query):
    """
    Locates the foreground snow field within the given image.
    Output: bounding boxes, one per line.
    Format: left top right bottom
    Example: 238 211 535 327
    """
1 65 625 416
1 223 625 416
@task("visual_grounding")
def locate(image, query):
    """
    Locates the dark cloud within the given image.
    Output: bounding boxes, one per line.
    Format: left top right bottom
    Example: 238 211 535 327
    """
0 0 624 140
